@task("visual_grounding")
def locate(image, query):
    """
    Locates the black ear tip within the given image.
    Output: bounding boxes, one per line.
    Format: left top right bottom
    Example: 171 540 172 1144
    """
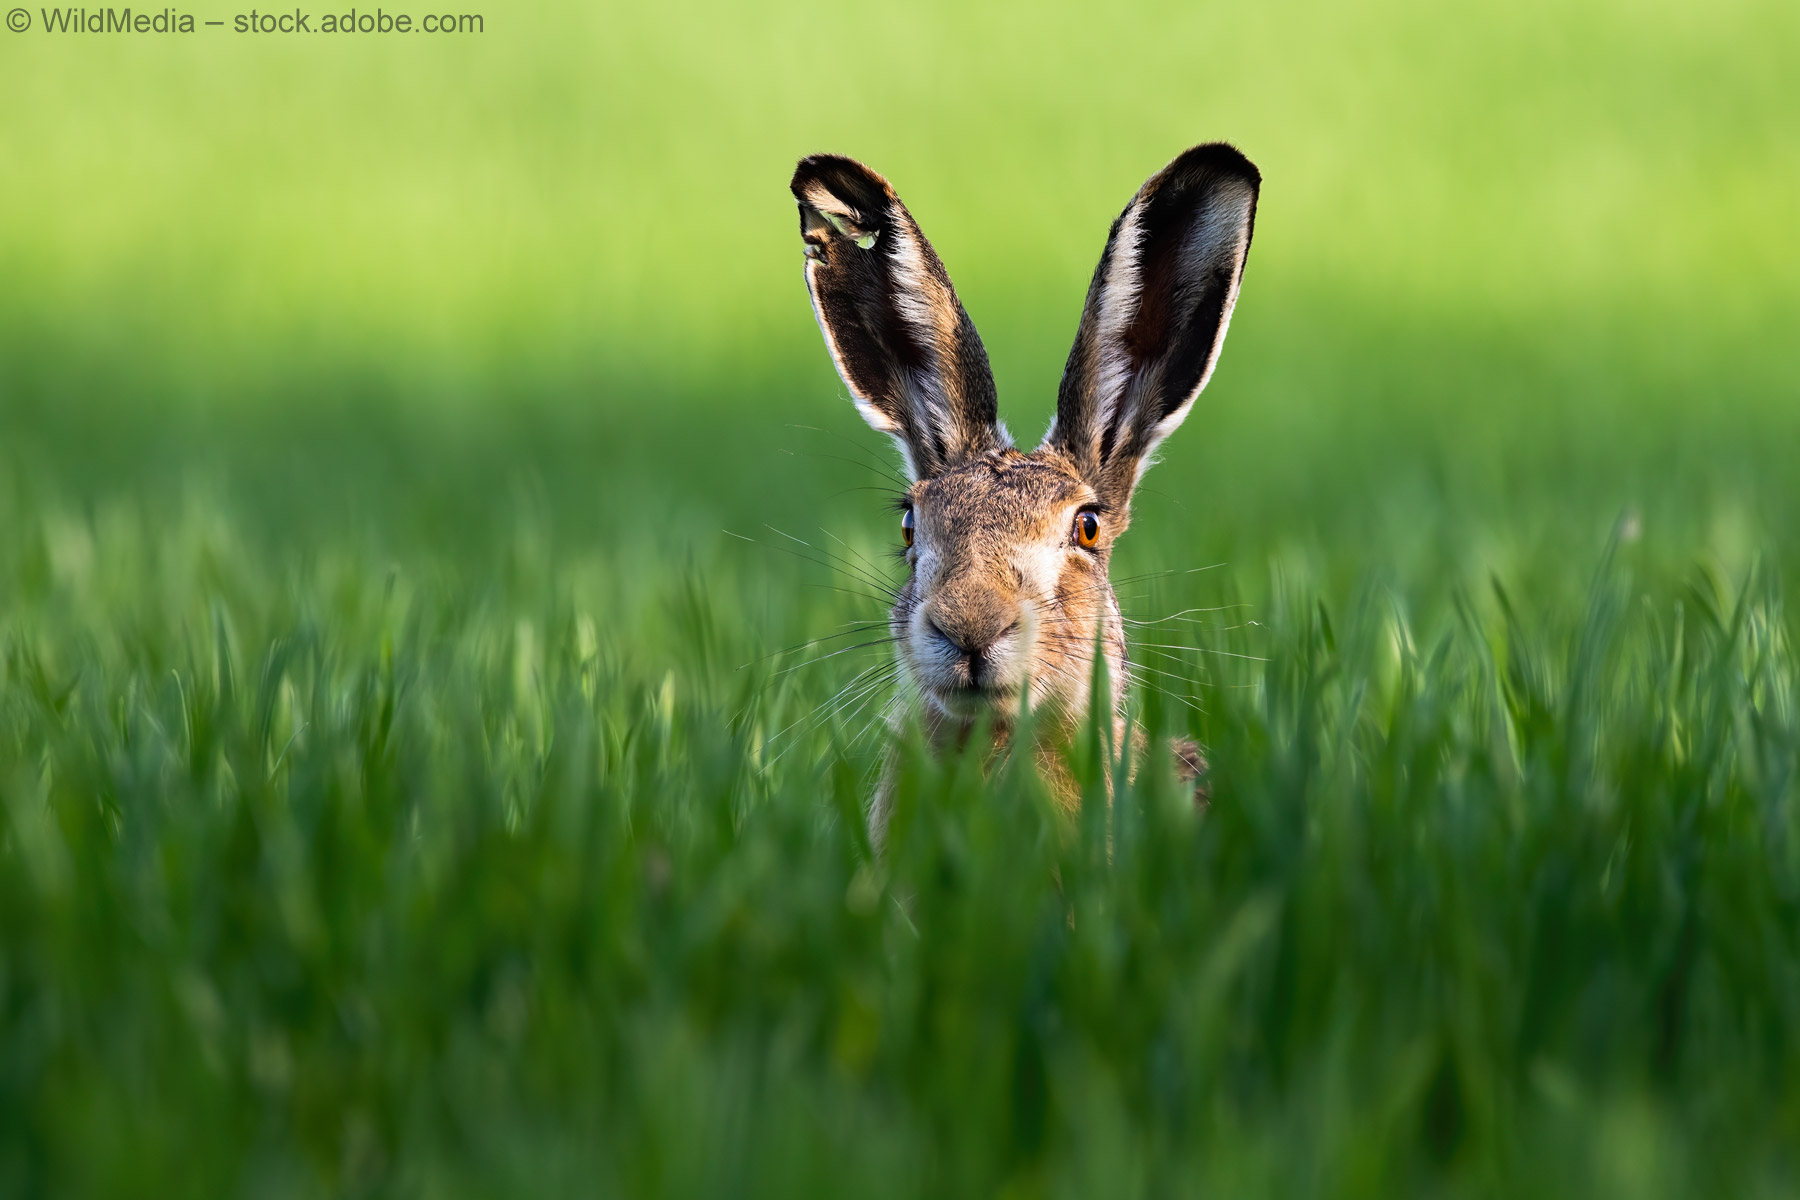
1165 142 1261 192
790 154 894 210
791 153 859 189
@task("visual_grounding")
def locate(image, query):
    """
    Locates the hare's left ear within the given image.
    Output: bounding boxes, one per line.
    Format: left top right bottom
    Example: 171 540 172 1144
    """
792 155 1006 480
1043 143 1259 507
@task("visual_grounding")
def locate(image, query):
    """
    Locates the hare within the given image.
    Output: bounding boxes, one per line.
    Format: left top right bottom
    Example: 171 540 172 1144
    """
790 144 1259 848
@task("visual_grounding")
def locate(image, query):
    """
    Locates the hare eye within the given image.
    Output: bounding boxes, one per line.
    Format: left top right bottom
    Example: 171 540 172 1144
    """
1074 510 1100 549
901 507 915 548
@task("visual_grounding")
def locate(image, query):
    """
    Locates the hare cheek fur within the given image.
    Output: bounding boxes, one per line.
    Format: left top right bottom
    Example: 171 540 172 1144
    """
790 143 1259 842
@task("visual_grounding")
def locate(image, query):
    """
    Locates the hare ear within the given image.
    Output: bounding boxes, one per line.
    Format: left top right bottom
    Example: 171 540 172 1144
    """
792 155 1006 479
1043 143 1259 506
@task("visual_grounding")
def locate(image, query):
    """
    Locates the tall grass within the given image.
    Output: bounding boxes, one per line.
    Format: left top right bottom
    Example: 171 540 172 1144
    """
5 500 1800 1194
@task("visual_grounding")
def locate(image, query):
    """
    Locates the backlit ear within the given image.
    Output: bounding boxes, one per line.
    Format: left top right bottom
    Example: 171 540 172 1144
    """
792 155 1007 479
1044 143 1259 507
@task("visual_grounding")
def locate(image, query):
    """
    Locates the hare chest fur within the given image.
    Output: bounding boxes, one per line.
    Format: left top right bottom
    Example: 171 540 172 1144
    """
790 142 1260 847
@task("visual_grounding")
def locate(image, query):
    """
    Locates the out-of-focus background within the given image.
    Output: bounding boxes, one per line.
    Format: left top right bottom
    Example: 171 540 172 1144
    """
4 0 1794 596
4 2 1800 1195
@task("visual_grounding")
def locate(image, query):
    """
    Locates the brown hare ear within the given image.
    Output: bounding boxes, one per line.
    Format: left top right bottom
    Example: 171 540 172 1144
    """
1043 143 1259 507
791 155 1007 479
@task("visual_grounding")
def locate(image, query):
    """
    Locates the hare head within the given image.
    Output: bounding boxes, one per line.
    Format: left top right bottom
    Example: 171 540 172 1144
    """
790 145 1259 787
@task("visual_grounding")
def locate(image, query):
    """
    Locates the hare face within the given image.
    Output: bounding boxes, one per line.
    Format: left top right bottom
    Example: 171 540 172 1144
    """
894 448 1122 724
790 143 1258 830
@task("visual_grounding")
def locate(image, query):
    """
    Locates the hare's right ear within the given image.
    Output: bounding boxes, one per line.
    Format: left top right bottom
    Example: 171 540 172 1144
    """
791 155 1006 479
1044 144 1259 510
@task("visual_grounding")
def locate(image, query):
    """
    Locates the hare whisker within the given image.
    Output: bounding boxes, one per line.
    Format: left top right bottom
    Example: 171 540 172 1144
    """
1128 642 1268 662
727 529 901 603
783 421 913 489
784 670 904 762
779 448 909 491
770 638 899 678
803 583 899 607
765 525 904 599
822 527 904 588
737 622 893 671
1123 603 1251 624
765 663 901 765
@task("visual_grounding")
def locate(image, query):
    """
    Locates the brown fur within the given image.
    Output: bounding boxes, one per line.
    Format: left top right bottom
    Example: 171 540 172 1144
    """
790 145 1259 850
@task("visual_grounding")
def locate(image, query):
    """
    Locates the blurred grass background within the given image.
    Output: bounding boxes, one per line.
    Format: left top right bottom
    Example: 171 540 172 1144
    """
3 0 1800 1195
3 0 1795 579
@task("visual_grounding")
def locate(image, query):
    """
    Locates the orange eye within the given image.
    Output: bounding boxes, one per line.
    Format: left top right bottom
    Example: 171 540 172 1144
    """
1074 510 1100 548
901 507 915 548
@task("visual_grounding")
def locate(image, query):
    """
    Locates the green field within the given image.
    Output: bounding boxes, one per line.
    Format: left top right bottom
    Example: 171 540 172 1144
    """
3 0 1800 1194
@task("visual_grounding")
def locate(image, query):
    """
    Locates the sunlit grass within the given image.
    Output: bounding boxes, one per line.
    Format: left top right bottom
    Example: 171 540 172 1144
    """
1 0 1795 375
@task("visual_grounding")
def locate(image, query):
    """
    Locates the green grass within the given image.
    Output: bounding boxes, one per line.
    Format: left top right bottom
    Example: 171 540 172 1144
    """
4 0 1800 1194
9 486 1800 1197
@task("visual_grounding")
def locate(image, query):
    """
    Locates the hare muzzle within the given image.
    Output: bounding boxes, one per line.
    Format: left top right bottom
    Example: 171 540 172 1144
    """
896 452 1105 723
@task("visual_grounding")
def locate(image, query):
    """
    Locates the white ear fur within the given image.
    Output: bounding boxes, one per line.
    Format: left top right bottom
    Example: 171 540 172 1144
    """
792 154 1007 479
1132 177 1256 466
1089 204 1147 451
1042 144 1260 501
886 219 968 474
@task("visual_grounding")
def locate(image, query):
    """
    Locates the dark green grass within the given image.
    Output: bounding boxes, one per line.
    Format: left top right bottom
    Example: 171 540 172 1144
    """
6 473 1800 1196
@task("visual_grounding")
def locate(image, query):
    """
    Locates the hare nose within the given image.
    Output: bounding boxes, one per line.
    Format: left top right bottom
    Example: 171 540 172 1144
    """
925 606 1021 686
